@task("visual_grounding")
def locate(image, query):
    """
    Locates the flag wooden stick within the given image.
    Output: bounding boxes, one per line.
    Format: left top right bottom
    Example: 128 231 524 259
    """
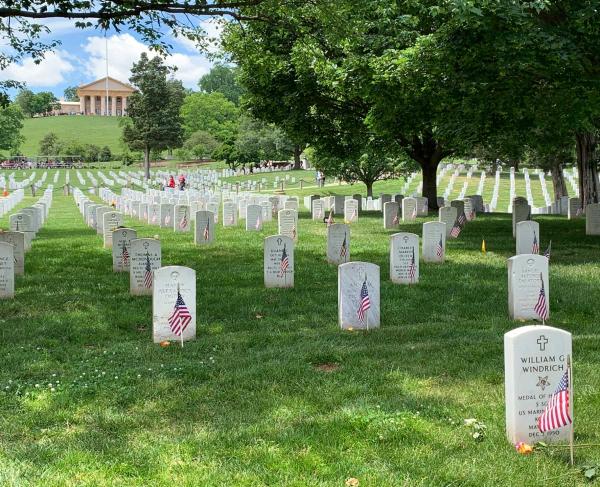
178 283 184 348
568 354 574 466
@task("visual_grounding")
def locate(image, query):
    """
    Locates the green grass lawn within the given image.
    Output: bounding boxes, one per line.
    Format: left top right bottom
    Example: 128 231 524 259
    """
0 175 598 485
20 116 126 156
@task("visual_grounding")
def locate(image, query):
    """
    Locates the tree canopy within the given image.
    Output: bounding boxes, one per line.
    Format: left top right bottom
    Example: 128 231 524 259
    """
199 64 243 105
122 53 185 179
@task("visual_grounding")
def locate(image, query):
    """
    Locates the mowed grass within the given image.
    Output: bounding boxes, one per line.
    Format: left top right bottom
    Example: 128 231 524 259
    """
0 175 599 485
20 117 126 156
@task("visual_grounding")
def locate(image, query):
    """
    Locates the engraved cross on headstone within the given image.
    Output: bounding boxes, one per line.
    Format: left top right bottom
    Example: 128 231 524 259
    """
537 335 549 351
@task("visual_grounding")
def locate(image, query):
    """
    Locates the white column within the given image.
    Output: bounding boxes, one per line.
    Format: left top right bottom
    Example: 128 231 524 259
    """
111 96 117 116
122 96 128 115
79 96 85 115
100 95 106 116
91 96 96 115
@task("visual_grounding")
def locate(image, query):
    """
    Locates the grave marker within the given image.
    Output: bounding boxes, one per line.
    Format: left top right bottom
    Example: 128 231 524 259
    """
130 238 161 295
505 325 572 444
338 262 380 330
264 235 294 288
152 266 196 343
327 223 350 265
422 221 446 263
508 254 549 321
0 241 14 298
390 233 419 284
112 228 137 272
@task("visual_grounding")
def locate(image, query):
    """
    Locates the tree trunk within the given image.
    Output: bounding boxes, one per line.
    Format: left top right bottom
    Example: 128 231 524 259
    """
407 131 445 211
421 161 440 210
292 144 302 170
550 160 568 201
144 146 151 180
365 181 373 198
576 132 599 209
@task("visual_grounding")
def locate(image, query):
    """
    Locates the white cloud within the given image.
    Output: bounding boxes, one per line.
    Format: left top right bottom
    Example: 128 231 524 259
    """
81 33 212 88
0 50 75 87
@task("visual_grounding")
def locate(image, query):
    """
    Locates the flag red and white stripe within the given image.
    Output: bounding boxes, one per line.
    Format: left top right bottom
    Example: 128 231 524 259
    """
538 370 571 433
168 289 192 337
534 273 549 321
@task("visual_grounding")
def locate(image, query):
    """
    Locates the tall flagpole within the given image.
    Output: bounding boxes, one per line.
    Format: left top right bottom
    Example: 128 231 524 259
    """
105 33 109 116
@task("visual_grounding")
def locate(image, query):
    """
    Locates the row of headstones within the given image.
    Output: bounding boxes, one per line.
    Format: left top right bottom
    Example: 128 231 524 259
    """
0 189 24 217
146 254 565 449
0 189 53 298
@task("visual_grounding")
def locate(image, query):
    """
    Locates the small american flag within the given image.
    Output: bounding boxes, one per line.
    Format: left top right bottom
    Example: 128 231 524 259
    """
538 370 572 433
317 207 323 219
291 226 297 239
121 243 129 267
255 216 261 230
340 233 348 259
408 247 416 282
357 277 371 322
144 254 153 288
165 213 171 225
151 211 157 223
326 210 334 227
279 244 289 277
411 206 417 220
534 273 549 321
352 207 358 220
532 231 539 254
168 289 192 337
203 219 210 241
469 210 476 220
576 207 583 217
544 240 552 260
450 214 466 238
392 214 399 225
179 211 188 229
436 234 444 258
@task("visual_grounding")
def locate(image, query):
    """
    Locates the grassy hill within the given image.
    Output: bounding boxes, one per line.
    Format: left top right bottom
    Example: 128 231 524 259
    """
20 116 125 156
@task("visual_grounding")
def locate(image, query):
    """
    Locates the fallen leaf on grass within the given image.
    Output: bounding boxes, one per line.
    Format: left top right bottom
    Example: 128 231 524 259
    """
160 341 170 348
255 314 264 319
345 478 359 487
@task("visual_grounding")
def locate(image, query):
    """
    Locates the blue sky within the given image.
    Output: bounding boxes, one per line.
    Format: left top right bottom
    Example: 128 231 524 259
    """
0 18 220 99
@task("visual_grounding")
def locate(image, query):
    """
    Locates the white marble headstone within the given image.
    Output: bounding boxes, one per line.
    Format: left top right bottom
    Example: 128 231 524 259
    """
338 261 380 330
264 235 294 288
246 204 262 231
174 205 191 232
0 231 24 275
160 203 174 229
402 197 417 222
422 221 446 263
112 228 137 272
130 238 161 295
439 206 458 237
152 266 196 343
278 209 298 241
222 201 237 227
507 254 549 321
383 202 400 229
505 325 572 444
195 211 215 245
102 211 124 249
0 241 15 299
390 232 419 284
327 223 350 265
516 221 540 255
312 200 325 221
585 203 600 235
344 199 359 223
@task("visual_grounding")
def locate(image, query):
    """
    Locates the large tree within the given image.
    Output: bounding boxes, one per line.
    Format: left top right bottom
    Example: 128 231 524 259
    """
199 64 244 105
122 53 185 179
0 104 24 153
15 89 58 116
63 86 79 102
180 91 238 140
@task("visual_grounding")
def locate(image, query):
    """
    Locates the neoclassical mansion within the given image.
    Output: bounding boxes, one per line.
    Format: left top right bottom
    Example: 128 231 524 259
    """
53 77 135 116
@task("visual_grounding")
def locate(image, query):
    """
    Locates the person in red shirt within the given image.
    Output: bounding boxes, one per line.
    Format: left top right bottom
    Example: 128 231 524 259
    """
168 175 176 188
178 174 186 190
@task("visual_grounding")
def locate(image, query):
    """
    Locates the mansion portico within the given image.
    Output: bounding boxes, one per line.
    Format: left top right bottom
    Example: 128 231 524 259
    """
75 77 135 116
